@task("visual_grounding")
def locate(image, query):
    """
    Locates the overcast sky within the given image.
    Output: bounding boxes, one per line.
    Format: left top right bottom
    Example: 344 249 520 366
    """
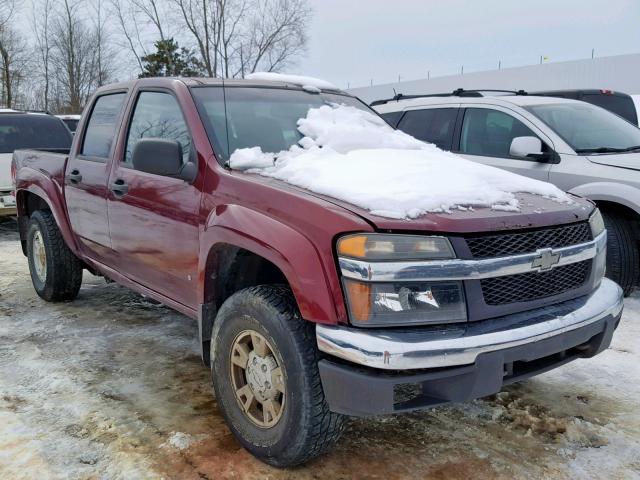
297 0 640 89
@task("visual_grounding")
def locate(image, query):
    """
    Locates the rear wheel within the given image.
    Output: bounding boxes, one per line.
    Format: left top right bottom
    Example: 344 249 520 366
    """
26 210 83 302
602 210 639 296
210 285 346 467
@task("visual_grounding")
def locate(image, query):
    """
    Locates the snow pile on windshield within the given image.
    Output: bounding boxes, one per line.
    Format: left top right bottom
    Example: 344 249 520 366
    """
245 72 338 90
229 104 571 218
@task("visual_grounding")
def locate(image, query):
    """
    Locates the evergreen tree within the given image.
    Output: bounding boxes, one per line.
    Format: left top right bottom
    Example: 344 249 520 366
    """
139 38 204 78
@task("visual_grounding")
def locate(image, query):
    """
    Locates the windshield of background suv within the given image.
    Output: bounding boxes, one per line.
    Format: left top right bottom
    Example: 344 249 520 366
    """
191 86 374 161
0 114 72 153
524 102 640 154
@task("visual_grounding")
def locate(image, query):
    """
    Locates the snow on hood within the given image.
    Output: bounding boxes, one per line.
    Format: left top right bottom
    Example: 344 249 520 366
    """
229 104 572 219
245 72 338 91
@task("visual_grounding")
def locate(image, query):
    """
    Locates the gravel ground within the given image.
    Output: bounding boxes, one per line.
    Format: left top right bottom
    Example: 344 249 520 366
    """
1 218 639 480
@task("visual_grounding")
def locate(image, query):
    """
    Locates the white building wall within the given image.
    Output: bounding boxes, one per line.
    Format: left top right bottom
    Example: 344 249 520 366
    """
349 53 640 103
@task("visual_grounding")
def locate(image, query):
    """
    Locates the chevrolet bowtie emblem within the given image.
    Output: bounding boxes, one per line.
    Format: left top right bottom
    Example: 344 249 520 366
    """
531 248 561 272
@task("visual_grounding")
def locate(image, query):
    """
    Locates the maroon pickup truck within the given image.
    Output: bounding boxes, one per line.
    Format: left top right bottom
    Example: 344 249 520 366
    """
12 77 623 467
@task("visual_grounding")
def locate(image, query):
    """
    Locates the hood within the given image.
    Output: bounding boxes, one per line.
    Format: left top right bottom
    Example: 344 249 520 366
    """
332 192 594 233
587 152 640 171
259 172 594 233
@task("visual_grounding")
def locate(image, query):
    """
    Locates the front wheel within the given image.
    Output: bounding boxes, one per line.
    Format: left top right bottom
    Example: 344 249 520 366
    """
602 210 639 296
210 285 347 467
26 210 83 302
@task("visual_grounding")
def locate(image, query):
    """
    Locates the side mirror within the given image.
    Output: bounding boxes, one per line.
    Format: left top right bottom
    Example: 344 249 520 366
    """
131 138 196 182
509 136 544 159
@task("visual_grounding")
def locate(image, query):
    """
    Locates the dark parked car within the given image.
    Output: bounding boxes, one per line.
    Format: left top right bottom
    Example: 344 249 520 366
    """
533 89 639 126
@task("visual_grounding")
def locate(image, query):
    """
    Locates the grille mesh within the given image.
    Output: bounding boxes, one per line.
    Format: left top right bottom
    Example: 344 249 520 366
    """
466 222 592 259
480 261 591 305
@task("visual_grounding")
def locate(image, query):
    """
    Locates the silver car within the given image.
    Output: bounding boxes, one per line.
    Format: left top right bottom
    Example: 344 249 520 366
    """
374 92 640 295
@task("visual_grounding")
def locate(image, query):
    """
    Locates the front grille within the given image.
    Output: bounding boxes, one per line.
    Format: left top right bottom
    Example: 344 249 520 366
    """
481 260 591 305
466 222 592 259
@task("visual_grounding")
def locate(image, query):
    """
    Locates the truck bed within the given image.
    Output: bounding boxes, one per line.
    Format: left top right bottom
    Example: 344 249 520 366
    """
12 148 70 193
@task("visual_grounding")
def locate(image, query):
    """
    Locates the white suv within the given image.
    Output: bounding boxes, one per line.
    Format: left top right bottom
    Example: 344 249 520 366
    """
0 110 72 217
373 90 640 295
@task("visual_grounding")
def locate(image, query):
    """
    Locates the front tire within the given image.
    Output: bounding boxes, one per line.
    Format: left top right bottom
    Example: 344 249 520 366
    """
602 210 639 296
26 210 83 302
210 285 346 467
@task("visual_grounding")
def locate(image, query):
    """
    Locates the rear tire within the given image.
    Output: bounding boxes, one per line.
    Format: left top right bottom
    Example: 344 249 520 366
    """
26 210 83 302
210 285 347 467
602 210 639 296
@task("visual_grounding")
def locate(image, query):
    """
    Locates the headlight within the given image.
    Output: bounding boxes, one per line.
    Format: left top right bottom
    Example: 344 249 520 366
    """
589 209 605 237
343 279 467 327
337 234 466 327
337 234 455 261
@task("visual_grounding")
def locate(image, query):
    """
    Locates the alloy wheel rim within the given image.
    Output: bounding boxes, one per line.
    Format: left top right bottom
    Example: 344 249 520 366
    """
230 329 286 428
32 230 47 282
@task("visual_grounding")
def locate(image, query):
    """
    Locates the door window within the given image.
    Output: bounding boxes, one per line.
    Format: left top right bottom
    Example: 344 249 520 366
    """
396 108 458 150
81 93 127 159
460 108 539 158
124 91 191 166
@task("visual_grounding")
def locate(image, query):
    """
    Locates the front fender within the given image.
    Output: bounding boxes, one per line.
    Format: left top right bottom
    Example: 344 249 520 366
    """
199 204 343 325
569 182 640 216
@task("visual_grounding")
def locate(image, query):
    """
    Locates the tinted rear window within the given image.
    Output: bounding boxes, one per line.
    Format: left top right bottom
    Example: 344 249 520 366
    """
396 108 458 150
0 114 72 154
581 93 638 125
81 93 127 158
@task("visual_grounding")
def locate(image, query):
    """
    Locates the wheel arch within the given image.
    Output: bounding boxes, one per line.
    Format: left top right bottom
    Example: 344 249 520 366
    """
16 187 77 257
197 204 342 365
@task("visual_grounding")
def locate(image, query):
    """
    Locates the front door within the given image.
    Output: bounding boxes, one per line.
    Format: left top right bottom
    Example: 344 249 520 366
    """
107 90 200 308
456 106 553 182
65 92 128 262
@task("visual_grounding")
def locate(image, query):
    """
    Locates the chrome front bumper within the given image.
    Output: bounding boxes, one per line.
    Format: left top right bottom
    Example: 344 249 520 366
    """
316 278 623 371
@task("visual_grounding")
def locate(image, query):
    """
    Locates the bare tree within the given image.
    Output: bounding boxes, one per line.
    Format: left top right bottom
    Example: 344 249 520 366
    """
172 0 217 76
51 0 100 112
110 0 172 76
31 0 53 110
0 0 29 108
243 0 310 75
172 0 310 78
92 0 115 86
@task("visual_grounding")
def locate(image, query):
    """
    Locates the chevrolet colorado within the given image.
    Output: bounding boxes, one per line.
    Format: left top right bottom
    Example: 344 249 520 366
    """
12 77 623 467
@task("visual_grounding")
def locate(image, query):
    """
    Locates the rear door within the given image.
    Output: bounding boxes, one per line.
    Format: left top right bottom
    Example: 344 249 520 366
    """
454 105 554 182
64 92 128 262
395 107 459 151
107 89 201 308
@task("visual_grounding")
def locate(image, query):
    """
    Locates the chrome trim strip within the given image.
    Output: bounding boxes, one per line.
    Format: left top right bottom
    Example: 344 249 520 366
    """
317 278 623 371
339 230 606 282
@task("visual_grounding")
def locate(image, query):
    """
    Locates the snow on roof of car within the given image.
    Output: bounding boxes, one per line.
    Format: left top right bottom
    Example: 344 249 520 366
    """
245 72 339 91
229 103 571 219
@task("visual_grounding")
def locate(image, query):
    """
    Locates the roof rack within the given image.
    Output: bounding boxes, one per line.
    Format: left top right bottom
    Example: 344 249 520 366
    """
370 88 528 106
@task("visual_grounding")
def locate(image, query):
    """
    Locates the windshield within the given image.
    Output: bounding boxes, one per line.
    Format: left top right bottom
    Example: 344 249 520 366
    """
524 102 640 154
191 86 374 160
0 114 72 153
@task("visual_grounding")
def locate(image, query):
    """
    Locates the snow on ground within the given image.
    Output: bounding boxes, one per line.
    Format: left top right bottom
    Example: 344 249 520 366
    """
1 218 639 479
229 104 571 218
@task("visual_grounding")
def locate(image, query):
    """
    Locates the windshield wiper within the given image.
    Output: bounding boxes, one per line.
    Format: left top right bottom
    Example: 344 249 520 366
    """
576 145 640 154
